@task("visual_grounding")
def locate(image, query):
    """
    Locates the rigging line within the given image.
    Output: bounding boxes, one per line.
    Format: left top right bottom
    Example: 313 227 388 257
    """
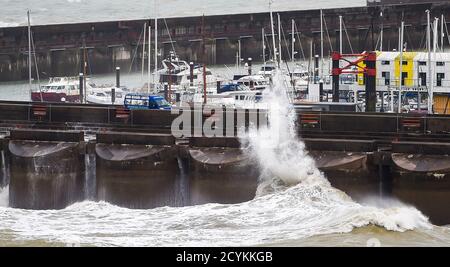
323 14 333 54
129 25 144 74
405 27 415 51
163 18 177 56
375 34 380 51
342 19 354 53
264 32 273 61
418 26 427 51
294 22 306 61
445 16 450 48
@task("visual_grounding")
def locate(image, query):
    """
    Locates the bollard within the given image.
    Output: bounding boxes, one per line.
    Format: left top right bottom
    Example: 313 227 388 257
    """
364 52 377 112
319 80 324 102
79 73 84 104
164 84 169 101
116 67 120 88
189 62 194 87
217 81 221 93
332 52 340 103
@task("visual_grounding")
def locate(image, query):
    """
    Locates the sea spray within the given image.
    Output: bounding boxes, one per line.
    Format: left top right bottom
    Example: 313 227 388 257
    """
0 186 8 207
242 71 330 195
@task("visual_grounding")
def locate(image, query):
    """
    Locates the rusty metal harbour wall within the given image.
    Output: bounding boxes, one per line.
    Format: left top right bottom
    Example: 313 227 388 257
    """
1 1 450 81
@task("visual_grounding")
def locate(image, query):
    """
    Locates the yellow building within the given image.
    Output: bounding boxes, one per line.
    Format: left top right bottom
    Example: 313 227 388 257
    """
394 52 417 87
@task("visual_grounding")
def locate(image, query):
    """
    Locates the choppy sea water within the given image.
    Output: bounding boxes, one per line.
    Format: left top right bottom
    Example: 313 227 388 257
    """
1 183 450 247
0 0 366 27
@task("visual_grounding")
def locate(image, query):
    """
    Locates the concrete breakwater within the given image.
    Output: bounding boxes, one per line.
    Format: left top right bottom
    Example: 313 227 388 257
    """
0 103 450 224
0 127 449 224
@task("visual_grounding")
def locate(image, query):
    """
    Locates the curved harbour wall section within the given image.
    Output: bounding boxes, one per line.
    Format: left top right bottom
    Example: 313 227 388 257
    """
8 130 85 209
95 132 181 209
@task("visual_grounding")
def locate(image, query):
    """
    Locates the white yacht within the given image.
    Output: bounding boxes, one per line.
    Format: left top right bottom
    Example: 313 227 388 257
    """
86 85 129 105
32 77 89 103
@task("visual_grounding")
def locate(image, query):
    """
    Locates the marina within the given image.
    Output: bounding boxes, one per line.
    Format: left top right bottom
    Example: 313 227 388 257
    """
1 0 450 248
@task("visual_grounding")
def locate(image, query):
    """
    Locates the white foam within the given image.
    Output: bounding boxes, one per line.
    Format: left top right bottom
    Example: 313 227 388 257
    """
0 186 8 207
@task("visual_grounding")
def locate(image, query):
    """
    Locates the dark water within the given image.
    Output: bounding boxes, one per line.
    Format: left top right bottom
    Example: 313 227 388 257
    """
0 0 366 27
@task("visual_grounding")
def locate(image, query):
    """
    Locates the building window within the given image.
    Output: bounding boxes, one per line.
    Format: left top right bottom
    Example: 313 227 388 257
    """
437 61 445 66
401 72 407 86
381 61 390 65
437 73 445 87
419 72 427 86
382 72 390 85
401 61 408 66
419 61 427 66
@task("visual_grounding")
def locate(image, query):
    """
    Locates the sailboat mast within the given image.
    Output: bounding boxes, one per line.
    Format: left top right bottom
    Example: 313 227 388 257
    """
427 10 432 114
277 13 282 63
262 28 266 66
432 17 438 114
442 14 445 51
291 19 295 63
142 23 147 80
154 1 158 85
27 10 32 94
269 1 277 65
339 15 343 54
398 21 404 113
320 9 324 79
380 11 384 51
148 23 151 94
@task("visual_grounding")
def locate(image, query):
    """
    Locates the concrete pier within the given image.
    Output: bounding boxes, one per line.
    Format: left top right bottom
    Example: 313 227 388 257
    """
188 137 258 205
95 132 179 207
95 132 181 209
0 104 450 224
8 129 84 209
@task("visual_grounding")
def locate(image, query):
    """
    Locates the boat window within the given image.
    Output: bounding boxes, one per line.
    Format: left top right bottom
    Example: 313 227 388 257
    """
96 93 106 97
57 86 65 90
155 98 171 108
235 95 239 100
240 95 245 100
